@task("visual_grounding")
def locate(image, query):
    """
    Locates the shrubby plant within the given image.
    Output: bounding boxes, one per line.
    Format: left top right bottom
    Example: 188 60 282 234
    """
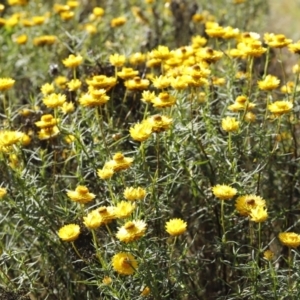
0 0 300 299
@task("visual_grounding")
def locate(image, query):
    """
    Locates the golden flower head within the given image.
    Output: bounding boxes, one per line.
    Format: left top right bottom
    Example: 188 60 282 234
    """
249 205 268 223
235 194 266 216
124 187 146 201
125 76 150 90
263 250 274 261
278 232 300 248
146 115 172 133
110 16 127 28
38 126 60 140
97 166 114 180
67 185 96 204
0 130 24 150
43 93 66 108
104 152 134 172
14 34 27 44
165 218 187 236
114 201 136 219
258 75 280 91
83 209 102 229
129 121 153 142
86 75 117 90
0 187 7 199
97 206 116 224
112 252 138 275
58 224 80 242
102 276 112 285
117 67 139 80
288 41 300 54
151 92 176 108
141 286 151 297
67 78 82 91
109 53 126 67
79 89 109 107
221 116 239 132
0 77 15 91
267 101 293 116
62 54 83 68
35 114 58 129
41 83 55 95
33 35 57 46
61 102 75 114
116 220 147 243
264 33 292 48
212 184 237 200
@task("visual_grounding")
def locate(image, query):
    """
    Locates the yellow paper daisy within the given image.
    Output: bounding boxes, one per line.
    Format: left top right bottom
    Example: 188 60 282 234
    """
165 218 187 236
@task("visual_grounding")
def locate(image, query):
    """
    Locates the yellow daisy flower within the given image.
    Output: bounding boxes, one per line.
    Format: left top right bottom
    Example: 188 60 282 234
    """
278 232 300 248
123 187 146 201
114 201 135 219
112 252 137 275
235 194 266 216
58 224 80 242
212 184 237 200
165 218 187 236
116 220 147 243
66 186 96 204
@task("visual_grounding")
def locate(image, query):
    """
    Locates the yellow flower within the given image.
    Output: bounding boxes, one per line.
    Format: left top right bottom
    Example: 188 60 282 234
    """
41 83 55 95
105 152 134 172
124 187 146 201
112 252 138 275
79 90 109 107
212 184 237 200
97 206 116 224
67 79 82 91
165 218 187 236
62 54 83 68
0 187 7 199
58 224 80 242
141 90 156 103
60 11 74 21
263 250 274 261
125 76 150 90
55 76 68 88
129 52 146 65
93 7 105 17
33 35 57 46
86 75 117 90
14 34 27 45
114 201 136 219
0 77 15 91
67 186 96 204
83 209 102 229
97 166 114 180
35 114 58 128
288 41 300 54
258 75 280 91
196 47 223 64
116 220 147 243
61 102 75 114
146 115 172 133
150 45 171 61
264 33 292 48
117 67 139 80
235 194 266 216
0 130 24 150
151 75 171 89
129 121 153 142
109 53 126 67
38 126 60 140
237 40 267 58
141 286 151 297
110 16 127 28
249 205 268 223
151 92 176 108
278 232 300 248
267 101 293 116
102 276 112 285
244 112 256 123
43 93 66 108
221 117 239 132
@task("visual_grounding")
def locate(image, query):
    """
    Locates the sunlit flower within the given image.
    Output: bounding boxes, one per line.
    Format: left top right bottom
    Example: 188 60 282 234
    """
151 75 171 89
125 76 150 90
146 115 172 133
86 75 117 90
14 34 27 45
67 185 96 204
288 41 300 54
258 75 280 91
67 79 82 91
0 130 24 151
245 112 256 123
212 184 237 200
0 77 15 91
112 252 138 275
35 114 58 128
263 250 274 261
61 102 75 114
235 194 266 216
83 209 102 229
114 201 136 219
129 52 146 65
55 76 68 89
141 90 156 103
116 220 147 243
264 33 292 48
130 121 152 142
41 83 55 95
58 224 80 242
165 218 187 236
0 187 7 199
62 54 83 68
124 187 146 201
109 53 126 67
97 206 116 224
221 117 239 132
33 35 57 46
141 286 151 297
110 16 127 28
267 101 293 116
151 92 176 108
117 67 139 80
278 232 300 248
249 205 268 222
150 45 171 61
105 152 134 172
43 93 66 108
97 166 114 180
196 47 223 64
102 276 112 285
